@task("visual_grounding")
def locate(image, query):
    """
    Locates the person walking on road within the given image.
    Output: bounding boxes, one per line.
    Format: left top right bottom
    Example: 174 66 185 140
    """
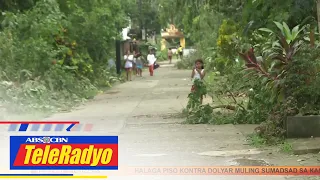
124 51 134 81
168 48 173 64
147 49 156 76
191 59 206 104
135 51 143 77
178 45 183 59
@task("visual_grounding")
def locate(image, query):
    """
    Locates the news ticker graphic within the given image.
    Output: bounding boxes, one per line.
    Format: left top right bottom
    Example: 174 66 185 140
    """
121 166 320 176
8 123 93 132
0 121 93 131
0 174 107 179
3 166 320 178
10 136 118 170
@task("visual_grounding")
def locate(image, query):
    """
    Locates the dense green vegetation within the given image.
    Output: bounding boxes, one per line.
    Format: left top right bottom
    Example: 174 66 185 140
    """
158 0 320 144
0 0 133 116
0 0 169 118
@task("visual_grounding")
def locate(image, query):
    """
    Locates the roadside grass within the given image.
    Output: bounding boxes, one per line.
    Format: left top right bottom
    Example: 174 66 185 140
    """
247 134 267 147
247 134 293 154
279 141 293 154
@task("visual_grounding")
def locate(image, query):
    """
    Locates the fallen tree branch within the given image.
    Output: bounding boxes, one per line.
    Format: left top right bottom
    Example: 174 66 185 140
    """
227 90 238 104
212 105 236 111
226 90 247 111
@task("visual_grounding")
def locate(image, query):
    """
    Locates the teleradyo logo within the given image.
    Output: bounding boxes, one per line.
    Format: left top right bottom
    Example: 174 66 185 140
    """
25 137 68 143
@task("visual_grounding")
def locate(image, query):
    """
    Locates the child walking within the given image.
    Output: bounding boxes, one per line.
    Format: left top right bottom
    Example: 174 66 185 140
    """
124 51 134 81
135 51 143 77
191 59 206 104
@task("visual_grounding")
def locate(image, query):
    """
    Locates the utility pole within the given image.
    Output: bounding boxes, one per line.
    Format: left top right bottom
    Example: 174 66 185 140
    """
139 0 143 40
115 22 121 75
115 40 121 75
317 0 320 36
171 11 174 25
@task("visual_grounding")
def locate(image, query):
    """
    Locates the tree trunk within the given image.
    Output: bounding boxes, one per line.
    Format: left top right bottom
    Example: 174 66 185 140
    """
171 12 174 25
310 29 315 47
317 0 320 34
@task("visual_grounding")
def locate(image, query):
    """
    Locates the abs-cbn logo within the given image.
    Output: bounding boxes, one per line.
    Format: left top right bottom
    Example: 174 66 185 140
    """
25 137 68 143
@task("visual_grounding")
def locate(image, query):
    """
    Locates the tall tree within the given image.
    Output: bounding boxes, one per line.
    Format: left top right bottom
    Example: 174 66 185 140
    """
317 0 320 34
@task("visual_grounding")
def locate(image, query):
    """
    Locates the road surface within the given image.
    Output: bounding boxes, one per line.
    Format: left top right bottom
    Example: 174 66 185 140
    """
0 59 319 180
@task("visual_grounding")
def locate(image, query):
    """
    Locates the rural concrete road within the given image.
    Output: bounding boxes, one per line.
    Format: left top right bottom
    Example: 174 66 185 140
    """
0 59 319 180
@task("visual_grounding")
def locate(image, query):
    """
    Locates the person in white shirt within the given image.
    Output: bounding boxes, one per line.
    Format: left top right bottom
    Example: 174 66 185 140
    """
124 51 134 81
191 59 206 104
147 50 156 76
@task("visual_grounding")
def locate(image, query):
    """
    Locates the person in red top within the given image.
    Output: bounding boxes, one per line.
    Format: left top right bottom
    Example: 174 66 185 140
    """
147 50 156 76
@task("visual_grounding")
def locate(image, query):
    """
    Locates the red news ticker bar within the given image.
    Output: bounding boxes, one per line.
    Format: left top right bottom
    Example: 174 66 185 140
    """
0 121 80 124
124 166 320 175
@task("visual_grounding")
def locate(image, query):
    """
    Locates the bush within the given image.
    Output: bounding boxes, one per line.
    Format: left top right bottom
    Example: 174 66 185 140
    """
215 19 240 73
156 49 168 61
0 0 126 116
251 41 320 144
175 51 200 69
284 45 320 115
